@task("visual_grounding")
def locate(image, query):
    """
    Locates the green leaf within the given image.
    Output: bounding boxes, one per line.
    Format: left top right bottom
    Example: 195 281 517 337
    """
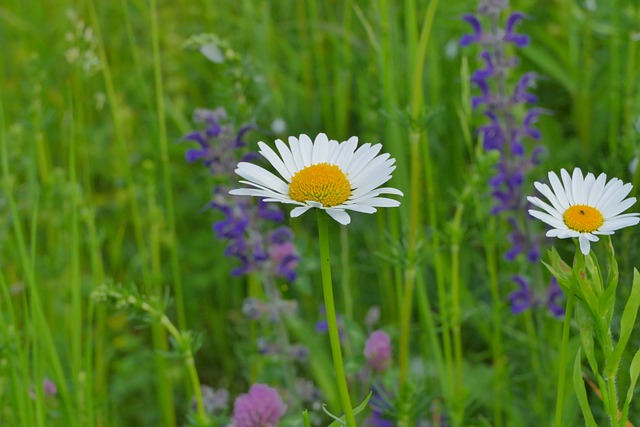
620 347 640 424
575 304 598 374
302 410 311 427
606 269 640 376
521 42 576 93
543 247 573 291
572 251 600 317
597 283 617 325
573 349 599 427
584 251 604 296
603 236 619 289
327 391 373 427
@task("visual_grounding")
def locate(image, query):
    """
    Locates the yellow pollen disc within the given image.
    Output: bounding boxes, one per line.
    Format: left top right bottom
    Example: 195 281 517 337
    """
289 163 351 207
563 205 604 233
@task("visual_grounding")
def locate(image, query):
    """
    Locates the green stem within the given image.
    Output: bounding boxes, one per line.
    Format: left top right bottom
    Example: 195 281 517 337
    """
317 210 356 427
555 280 576 427
398 267 416 389
159 314 208 424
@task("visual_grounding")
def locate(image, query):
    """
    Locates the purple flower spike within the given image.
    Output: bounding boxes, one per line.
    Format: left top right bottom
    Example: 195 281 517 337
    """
512 72 538 104
509 275 534 314
471 78 492 109
460 14 484 46
472 51 495 81
547 277 565 318
232 384 287 427
504 12 530 47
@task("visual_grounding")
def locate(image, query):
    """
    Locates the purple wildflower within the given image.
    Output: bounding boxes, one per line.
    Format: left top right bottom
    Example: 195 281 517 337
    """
193 385 229 415
183 108 299 282
231 384 287 427
504 12 530 47
547 277 565 318
462 1 560 318
460 15 484 47
43 378 57 396
364 330 392 373
508 275 534 315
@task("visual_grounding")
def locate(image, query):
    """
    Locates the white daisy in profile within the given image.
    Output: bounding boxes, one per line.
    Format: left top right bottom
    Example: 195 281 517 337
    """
527 167 640 255
229 133 403 225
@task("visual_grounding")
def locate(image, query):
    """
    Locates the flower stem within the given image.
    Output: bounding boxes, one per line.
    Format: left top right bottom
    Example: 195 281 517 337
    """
317 210 356 427
555 280 576 427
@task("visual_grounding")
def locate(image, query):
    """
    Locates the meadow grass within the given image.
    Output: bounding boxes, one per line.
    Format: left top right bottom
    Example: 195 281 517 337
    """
2 0 640 426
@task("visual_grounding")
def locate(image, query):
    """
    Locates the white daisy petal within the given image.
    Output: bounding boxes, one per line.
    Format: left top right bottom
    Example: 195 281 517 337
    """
352 197 401 208
291 206 312 217
572 168 585 204
587 173 607 206
582 172 596 202
229 133 402 224
288 135 305 171
583 233 599 242
578 235 591 254
326 209 351 225
347 143 383 177
601 183 633 212
602 197 637 218
528 167 639 252
548 171 570 210
596 179 624 210
560 168 574 205
312 133 330 164
556 229 579 239
333 137 358 170
299 134 314 166
528 209 566 229
534 181 564 213
235 162 289 194
527 197 563 220
342 204 377 214
259 141 293 181
275 138 299 177
599 216 640 231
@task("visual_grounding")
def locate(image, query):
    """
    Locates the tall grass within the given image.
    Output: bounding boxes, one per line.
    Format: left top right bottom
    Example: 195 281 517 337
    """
1 0 640 425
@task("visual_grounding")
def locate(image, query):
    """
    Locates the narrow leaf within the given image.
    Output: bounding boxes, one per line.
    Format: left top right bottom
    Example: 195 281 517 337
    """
621 347 640 425
606 269 640 376
327 391 373 427
575 304 598 374
573 349 599 427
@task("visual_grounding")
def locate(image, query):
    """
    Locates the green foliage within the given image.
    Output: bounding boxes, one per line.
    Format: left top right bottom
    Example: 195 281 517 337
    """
2 0 640 425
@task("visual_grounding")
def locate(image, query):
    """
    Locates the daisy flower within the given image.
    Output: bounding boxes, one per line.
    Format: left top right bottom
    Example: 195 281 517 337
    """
229 133 403 225
527 167 640 255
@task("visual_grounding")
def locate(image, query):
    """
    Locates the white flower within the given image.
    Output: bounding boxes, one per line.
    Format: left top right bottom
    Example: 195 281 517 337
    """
527 167 640 255
229 133 403 225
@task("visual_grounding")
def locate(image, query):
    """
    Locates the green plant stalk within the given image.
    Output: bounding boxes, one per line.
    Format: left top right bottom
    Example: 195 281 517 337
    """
0 98 74 424
597 324 619 426
555 278 576 427
398 267 416 390
0 272 32 426
607 0 621 158
450 203 466 418
317 211 356 427
87 2 176 422
399 0 440 393
485 218 504 427
68 83 85 422
149 0 186 330
159 314 209 424
83 205 108 424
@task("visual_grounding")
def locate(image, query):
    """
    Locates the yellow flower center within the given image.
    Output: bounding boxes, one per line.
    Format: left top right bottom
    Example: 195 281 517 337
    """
563 205 604 233
289 163 351 207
